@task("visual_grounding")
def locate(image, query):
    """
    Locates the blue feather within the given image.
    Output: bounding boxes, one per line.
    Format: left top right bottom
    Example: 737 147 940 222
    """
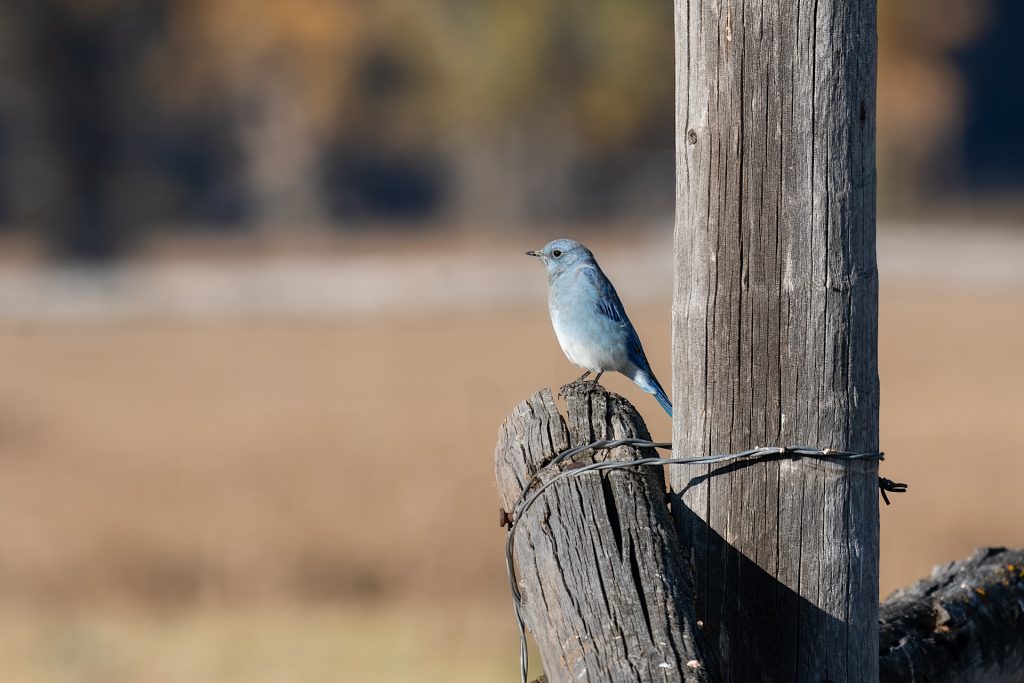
584 266 673 417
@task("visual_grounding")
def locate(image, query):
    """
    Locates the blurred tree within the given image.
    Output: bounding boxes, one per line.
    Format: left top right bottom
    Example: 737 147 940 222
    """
158 0 364 230
955 0 1024 196
1 0 166 260
877 0 991 211
430 0 675 226
319 3 449 222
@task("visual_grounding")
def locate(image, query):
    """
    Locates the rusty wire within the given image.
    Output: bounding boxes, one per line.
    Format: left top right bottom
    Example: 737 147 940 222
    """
502 439 905 683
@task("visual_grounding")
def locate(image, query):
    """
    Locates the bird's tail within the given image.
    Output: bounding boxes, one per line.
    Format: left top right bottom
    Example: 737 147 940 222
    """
632 369 673 417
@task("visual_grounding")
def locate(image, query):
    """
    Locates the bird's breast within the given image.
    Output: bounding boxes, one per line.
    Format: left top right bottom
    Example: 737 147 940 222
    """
548 289 629 373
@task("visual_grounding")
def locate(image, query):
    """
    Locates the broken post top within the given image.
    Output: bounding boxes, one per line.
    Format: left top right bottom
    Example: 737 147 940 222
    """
495 380 661 512
495 381 712 682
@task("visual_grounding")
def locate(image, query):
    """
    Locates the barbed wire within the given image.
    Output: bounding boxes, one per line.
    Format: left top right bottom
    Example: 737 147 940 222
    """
501 439 906 683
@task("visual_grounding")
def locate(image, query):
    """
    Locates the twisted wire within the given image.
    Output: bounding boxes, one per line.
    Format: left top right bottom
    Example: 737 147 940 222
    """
502 439 904 683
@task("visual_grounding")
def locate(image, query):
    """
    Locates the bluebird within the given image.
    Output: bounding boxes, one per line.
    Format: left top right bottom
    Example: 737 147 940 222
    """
527 239 672 416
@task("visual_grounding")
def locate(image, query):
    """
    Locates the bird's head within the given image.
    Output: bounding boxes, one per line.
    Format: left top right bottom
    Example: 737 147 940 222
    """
526 239 593 275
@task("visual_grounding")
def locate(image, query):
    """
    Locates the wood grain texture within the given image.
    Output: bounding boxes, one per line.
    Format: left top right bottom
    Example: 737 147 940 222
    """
880 547 1024 683
495 382 714 682
671 0 880 680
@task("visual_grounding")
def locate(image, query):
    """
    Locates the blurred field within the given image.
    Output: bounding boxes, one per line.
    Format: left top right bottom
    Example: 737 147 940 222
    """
0 604 521 683
0 239 1022 680
1 0 1021 678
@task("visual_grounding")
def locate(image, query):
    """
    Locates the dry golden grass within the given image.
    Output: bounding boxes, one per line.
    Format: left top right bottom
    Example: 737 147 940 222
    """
0 604 535 683
0 278 1021 680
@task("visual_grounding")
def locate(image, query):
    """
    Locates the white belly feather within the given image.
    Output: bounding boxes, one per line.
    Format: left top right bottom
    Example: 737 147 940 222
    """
549 306 624 373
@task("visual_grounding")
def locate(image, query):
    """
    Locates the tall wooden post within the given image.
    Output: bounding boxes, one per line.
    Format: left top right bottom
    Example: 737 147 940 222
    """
671 0 879 680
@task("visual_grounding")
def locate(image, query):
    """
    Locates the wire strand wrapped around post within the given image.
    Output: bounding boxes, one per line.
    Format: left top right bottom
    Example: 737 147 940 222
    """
498 382 900 683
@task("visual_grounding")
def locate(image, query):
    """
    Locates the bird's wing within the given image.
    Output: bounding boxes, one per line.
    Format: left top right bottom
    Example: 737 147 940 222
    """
582 265 652 370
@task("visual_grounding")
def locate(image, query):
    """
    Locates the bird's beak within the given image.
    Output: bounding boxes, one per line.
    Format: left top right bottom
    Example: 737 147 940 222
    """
526 250 542 257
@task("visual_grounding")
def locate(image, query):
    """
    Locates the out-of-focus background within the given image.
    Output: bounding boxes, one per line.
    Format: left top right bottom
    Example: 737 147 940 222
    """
0 1 1021 681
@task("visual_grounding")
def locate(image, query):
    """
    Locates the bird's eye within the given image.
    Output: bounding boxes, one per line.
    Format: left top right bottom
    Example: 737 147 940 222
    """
552 249 563 258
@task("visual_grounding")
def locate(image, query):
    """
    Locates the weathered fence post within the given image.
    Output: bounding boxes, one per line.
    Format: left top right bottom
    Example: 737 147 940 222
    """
671 0 880 680
495 382 713 682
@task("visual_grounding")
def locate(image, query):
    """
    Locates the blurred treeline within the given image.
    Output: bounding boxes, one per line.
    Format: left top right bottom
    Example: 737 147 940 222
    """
0 0 1019 260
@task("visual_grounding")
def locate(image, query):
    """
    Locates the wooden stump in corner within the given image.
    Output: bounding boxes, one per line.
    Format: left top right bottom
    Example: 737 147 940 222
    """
880 547 1024 682
495 381 714 683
